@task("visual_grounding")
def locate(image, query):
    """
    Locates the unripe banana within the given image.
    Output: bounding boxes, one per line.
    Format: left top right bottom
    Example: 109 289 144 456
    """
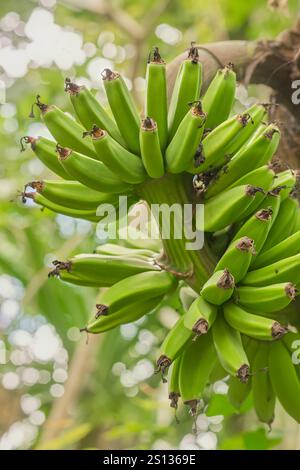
214 236 255 282
102 69 140 154
283 332 300 381
26 180 121 210
84 126 146 184
188 103 266 174
212 314 250 382
236 282 297 313
183 295 217 336
178 330 217 415
166 101 206 174
157 316 193 378
232 192 280 258
168 356 182 410
270 169 296 201
199 185 264 232
84 295 163 334
49 253 160 286
269 339 300 423
209 360 228 383
65 78 124 145
201 269 235 306
252 230 300 269
205 124 279 198
20 136 72 180
145 48 168 151
23 191 101 222
227 338 257 409
223 303 288 341
95 243 157 259
139 117 164 178
168 44 202 140
260 196 299 253
57 145 132 193
252 343 275 426
95 270 176 312
202 63 236 129
30 95 97 158
243 253 300 287
229 165 276 192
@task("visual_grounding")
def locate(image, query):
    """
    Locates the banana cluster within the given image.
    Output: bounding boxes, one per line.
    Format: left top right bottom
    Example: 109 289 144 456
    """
21 45 300 427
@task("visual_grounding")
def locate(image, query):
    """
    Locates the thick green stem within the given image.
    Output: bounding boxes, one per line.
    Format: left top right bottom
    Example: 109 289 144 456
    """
137 173 216 291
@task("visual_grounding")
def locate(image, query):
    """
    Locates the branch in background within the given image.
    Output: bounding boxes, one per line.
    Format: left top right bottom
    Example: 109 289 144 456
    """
38 333 101 447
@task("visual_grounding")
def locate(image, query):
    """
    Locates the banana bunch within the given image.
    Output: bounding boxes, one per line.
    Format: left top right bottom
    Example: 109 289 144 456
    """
20 44 300 427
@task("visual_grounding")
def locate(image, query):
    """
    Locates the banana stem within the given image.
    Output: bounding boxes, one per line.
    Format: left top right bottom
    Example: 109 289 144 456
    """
137 173 216 291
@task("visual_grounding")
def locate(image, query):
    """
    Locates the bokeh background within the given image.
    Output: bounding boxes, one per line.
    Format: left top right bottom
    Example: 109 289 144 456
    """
0 0 300 451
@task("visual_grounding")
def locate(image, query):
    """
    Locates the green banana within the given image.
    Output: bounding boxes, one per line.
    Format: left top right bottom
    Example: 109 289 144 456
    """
26 180 121 210
102 68 140 154
227 338 258 409
214 236 255 282
166 100 206 174
20 136 72 180
270 169 296 201
199 185 264 232
30 95 97 158
243 253 300 286
229 165 276 192
269 339 300 423
202 63 236 129
84 295 163 334
145 48 168 151
49 253 161 286
84 126 146 184
232 192 280 258
188 103 267 174
157 316 193 378
183 295 217 336
209 360 228 383
236 282 297 313
168 356 182 410
178 330 217 415
223 303 288 341
57 145 132 193
201 269 235 305
93 270 176 312
205 124 279 198
252 343 275 426
212 314 250 382
260 196 299 253
252 230 300 269
168 44 202 140
23 191 101 222
139 117 164 178
65 78 124 145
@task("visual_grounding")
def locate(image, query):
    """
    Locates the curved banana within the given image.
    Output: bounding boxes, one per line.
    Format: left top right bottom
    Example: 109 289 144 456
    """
252 343 275 426
202 63 236 129
139 117 164 178
145 48 168 151
223 302 288 340
102 69 140 154
236 282 297 313
84 126 146 184
65 78 124 145
201 269 235 305
20 136 72 180
168 356 182 410
212 314 250 382
178 330 217 415
214 236 255 282
251 230 300 269
168 44 202 140
183 295 217 336
31 95 97 158
270 169 296 201
166 101 206 174
57 145 132 193
243 253 300 286
269 340 300 423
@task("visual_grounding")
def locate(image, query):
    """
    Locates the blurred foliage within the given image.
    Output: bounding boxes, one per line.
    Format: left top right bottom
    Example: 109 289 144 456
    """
0 0 299 451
